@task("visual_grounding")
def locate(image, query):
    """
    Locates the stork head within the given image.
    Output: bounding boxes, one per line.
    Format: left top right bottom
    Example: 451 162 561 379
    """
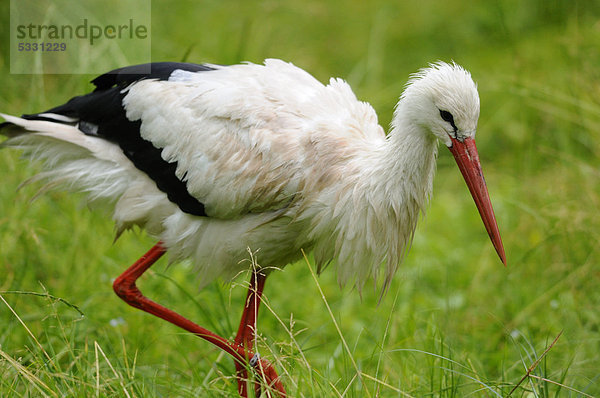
400 62 480 146
399 62 506 265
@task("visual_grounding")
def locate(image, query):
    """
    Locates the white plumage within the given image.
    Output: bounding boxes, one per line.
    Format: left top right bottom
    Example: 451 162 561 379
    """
1 59 503 296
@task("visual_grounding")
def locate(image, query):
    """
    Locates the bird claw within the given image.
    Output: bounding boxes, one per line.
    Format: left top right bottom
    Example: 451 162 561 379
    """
250 357 286 397
249 353 260 367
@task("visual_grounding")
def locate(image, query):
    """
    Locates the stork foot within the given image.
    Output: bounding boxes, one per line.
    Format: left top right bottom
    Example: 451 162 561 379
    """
253 357 286 397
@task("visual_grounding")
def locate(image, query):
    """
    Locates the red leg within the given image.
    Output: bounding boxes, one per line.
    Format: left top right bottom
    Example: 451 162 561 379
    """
112 242 286 397
235 270 267 349
234 271 267 396
233 271 285 397
112 242 244 361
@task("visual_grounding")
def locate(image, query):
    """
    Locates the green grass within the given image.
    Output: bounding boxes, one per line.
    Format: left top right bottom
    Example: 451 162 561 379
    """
1 0 600 396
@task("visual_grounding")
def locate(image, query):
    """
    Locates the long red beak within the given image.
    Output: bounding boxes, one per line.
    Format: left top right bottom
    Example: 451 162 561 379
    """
448 137 507 265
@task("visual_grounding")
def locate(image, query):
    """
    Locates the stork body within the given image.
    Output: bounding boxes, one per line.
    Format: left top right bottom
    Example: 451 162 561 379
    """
1 60 505 397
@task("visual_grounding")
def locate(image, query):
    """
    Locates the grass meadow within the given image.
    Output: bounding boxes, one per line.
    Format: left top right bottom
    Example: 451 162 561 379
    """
1 0 599 396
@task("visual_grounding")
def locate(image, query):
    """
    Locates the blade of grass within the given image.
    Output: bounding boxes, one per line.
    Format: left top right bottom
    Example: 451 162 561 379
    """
0 293 57 371
94 341 132 398
439 367 503 398
528 374 595 398
94 339 100 398
301 249 370 398
359 371 415 398
507 330 563 397
0 290 84 316
373 286 400 393
0 348 58 398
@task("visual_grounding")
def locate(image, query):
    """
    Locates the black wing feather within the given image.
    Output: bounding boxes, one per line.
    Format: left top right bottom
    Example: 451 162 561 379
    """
21 62 215 217
91 62 214 91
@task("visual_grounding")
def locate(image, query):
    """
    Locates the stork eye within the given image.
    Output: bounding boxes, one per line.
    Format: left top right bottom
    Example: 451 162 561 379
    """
439 110 457 131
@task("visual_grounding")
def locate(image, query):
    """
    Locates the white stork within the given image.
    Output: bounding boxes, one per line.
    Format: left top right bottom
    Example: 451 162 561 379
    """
0 59 506 397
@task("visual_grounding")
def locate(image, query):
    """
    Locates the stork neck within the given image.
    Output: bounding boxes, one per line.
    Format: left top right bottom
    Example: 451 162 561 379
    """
373 111 438 211
318 111 439 292
387 113 436 175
